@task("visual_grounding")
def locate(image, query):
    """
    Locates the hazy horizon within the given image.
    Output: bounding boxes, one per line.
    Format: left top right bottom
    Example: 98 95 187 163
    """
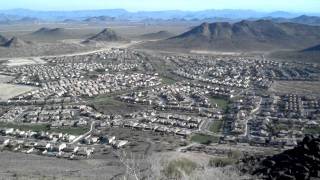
1 0 320 13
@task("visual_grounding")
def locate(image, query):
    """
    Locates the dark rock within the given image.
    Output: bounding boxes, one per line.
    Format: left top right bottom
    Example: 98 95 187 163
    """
303 144 310 151
279 173 296 180
246 136 320 180
263 160 276 166
303 136 313 144
295 172 309 180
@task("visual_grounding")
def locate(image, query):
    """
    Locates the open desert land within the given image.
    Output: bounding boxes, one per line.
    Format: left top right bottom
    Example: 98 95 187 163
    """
0 150 245 180
3 57 46 66
0 151 125 180
190 50 244 56
0 75 14 83
0 23 190 42
0 83 37 100
269 81 320 96
0 74 36 100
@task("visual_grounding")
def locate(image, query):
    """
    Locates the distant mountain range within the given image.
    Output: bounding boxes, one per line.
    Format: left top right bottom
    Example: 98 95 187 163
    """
266 15 320 26
0 8 319 22
84 16 117 22
80 15 320 26
31 27 69 36
141 20 320 51
0 14 41 24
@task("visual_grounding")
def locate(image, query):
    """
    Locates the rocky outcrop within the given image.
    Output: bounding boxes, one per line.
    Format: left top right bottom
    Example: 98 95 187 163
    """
84 28 126 43
251 136 320 180
0 34 8 45
3 37 32 48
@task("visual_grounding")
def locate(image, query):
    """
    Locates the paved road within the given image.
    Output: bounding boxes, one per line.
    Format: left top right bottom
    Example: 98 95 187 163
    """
70 121 95 145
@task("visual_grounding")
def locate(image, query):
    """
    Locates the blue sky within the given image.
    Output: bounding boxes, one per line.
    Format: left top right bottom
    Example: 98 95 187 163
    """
2 0 320 12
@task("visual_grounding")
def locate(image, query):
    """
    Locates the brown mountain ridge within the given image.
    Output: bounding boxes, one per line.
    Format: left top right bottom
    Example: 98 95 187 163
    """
141 20 320 51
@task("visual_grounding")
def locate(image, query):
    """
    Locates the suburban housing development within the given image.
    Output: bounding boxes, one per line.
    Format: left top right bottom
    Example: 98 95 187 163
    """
0 1 320 179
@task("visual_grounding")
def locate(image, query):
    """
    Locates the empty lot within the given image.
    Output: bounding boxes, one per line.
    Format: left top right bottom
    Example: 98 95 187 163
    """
269 81 320 96
0 75 14 83
0 83 36 100
0 151 125 180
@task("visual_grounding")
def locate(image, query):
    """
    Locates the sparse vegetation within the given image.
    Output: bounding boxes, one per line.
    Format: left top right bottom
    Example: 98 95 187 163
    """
0 122 50 132
91 94 122 105
89 94 146 114
49 126 89 135
227 149 242 160
303 126 320 134
163 158 198 179
209 96 229 112
210 120 224 133
191 134 219 144
95 68 106 73
0 122 89 135
161 76 176 85
208 150 242 167
208 157 236 167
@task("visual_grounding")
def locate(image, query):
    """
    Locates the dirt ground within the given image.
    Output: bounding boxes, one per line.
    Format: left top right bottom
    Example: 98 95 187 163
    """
0 23 190 41
0 75 14 83
269 80 320 96
4 57 46 66
0 83 37 100
103 127 186 155
0 151 125 180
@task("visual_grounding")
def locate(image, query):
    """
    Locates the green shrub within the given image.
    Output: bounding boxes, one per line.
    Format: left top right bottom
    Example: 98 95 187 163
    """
209 120 224 133
208 157 235 167
208 150 242 168
190 134 219 144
